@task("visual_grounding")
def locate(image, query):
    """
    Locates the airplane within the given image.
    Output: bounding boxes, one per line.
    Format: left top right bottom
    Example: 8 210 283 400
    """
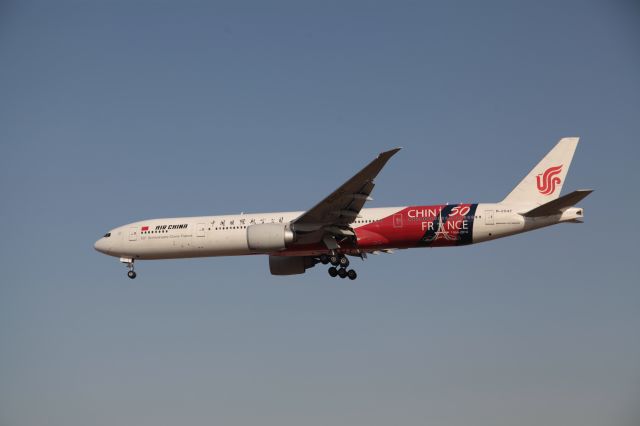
95 137 592 280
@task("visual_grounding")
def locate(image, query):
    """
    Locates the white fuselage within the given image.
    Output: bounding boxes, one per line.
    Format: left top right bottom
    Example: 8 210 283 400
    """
94 204 583 261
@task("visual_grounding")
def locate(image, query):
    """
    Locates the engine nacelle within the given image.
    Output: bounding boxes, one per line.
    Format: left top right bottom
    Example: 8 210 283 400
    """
269 256 317 275
246 223 295 252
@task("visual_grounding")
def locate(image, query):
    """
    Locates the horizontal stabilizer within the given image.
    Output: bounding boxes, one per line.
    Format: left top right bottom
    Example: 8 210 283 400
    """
522 189 593 217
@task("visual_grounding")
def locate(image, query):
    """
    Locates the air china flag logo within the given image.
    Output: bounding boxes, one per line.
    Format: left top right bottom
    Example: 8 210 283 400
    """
141 226 149 231
536 165 563 195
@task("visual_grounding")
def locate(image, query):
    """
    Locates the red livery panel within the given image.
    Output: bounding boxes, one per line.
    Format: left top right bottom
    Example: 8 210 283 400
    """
354 204 478 250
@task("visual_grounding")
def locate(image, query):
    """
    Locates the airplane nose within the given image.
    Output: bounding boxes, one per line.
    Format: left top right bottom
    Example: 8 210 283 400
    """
94 238 106 254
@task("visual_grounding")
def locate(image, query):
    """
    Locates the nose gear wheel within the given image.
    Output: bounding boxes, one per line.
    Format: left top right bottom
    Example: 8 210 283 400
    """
120 258 137 279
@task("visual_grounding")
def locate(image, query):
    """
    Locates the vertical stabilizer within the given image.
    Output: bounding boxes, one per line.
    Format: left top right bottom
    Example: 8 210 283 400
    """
502 137 579 206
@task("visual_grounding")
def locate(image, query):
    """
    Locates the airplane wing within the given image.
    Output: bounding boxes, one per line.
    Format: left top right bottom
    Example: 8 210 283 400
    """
290 148 401 247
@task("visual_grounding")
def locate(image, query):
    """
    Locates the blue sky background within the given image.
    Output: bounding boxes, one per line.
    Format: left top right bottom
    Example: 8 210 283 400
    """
1 1 639 425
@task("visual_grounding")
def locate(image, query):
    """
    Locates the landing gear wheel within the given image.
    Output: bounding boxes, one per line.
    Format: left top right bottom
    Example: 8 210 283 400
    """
337 267 347 279
328 267 338 277
121 258 136 280
347 269 357 280
319 254 329 265
338 256 350 267
329 255 340 266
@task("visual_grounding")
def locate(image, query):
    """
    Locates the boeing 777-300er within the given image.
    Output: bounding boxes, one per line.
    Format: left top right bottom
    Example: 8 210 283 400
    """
95 137 592 280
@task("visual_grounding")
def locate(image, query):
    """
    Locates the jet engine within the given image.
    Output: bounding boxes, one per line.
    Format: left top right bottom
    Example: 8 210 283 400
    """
269 256 317 275
246 223 295 252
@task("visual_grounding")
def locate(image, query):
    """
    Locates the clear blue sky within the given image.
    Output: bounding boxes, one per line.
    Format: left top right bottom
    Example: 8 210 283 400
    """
1 1 639 425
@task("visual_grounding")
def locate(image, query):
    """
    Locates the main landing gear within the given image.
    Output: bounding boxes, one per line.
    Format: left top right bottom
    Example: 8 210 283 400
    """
121 257 137 279
320 254 357 280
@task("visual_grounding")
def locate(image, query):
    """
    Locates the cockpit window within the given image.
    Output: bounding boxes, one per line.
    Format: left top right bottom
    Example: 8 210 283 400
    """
104 233 111 238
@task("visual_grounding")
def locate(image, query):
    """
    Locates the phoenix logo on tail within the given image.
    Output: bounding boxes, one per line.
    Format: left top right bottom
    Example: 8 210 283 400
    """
536 165 563 195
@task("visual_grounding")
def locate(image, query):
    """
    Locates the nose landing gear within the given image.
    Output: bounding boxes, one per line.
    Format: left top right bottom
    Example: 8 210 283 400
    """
120 257 137 279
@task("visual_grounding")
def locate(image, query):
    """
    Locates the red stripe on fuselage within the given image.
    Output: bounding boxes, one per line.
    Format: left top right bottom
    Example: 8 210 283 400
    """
355 204 476 249
278 204 477 256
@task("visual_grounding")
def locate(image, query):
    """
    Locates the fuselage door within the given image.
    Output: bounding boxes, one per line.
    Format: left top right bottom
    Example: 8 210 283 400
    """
128 227 138 241
196 223 206 237
393 213 403 228
485 210 494 225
